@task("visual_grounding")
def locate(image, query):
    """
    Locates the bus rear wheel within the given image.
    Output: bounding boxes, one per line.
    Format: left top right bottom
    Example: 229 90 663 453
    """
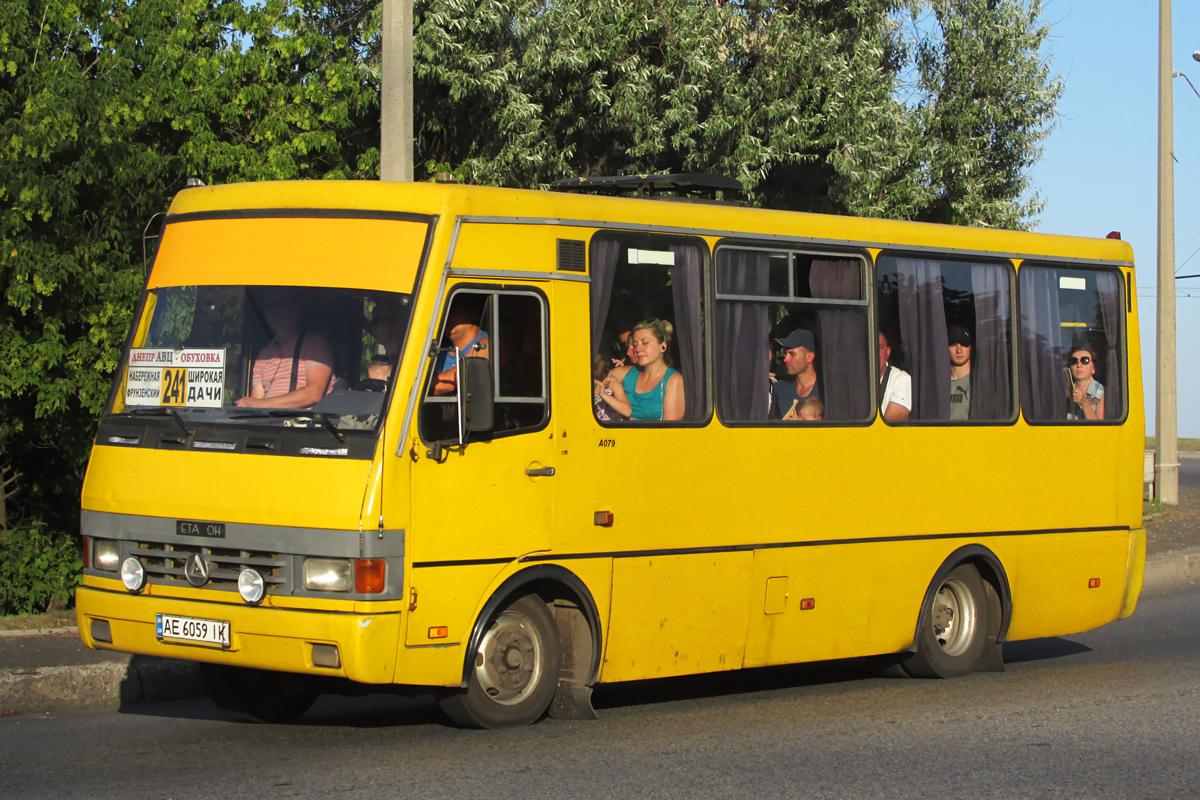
201 664 319 723
439 594 561 728
904 563 987 679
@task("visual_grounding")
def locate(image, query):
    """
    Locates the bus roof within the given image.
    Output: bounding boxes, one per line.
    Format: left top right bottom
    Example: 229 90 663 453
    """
165 180 1135 267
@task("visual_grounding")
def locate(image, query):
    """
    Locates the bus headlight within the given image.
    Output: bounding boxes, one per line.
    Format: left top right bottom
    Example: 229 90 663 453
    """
303 558 353 592
94 540 120 572
238 568 265 605
120 557 145 592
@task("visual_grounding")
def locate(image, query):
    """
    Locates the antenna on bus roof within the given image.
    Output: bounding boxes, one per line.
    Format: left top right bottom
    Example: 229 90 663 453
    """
549 173 743 202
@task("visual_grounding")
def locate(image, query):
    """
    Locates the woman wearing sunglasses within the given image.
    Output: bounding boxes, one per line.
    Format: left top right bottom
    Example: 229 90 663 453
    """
1067 347 1105 420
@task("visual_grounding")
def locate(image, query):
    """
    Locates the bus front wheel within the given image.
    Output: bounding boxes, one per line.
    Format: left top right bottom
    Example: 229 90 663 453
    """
201 664 319 723
904 563 987 678
439 594 562 728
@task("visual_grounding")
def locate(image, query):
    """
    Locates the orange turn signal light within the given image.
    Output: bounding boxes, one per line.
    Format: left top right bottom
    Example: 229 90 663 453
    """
800 598 816 611
594 511 614 527
355 559 386 593
428 626 448 639
1088 578 1101 589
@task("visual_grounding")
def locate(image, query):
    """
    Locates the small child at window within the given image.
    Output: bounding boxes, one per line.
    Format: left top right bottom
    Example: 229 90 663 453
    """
781 396 823 421
592 354 621 421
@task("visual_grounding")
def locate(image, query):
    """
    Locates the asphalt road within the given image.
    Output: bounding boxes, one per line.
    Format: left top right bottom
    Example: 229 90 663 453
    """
3 583 1198 800
1181 457 1200 490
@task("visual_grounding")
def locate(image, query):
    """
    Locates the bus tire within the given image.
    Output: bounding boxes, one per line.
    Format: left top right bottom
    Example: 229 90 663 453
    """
201 664 319 724
904 563 987 679
439 594 561 728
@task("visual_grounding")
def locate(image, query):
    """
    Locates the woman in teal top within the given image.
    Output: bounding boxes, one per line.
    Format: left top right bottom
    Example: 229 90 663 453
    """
595 319 686 421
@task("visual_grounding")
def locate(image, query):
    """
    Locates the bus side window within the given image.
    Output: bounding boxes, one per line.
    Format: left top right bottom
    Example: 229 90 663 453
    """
876 255 1014 423
590 233 707 424
1018 266 1125 423
714 247 871 423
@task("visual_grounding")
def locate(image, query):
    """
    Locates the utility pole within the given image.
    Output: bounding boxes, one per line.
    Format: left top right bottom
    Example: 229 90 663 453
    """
380 0 414 182
1157 0 1179 504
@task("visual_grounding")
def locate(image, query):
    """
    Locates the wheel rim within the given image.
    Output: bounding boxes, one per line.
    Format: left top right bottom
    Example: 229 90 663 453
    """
473 609 545 706
929 577 978 657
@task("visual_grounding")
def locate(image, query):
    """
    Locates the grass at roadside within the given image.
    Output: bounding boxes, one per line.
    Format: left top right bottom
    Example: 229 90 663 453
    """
1145 437 1200 451
1144 499 1165 516
0 610 76 632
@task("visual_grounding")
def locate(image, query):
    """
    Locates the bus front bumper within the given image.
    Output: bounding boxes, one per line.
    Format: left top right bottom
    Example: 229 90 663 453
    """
75 584 403 684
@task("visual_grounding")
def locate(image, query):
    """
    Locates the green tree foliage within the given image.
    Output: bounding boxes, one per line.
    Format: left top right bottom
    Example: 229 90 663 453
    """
900 0 1061 228
406 0 1060 224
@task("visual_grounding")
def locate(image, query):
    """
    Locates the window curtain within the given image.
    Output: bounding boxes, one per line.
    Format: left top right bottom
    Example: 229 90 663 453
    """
668 242 705 421
898 259 950 419
1096 272 1124 420
970 264 1012 420
1018 267 1067 420
810 259 869 421
715 249 771 421
588 238 621 354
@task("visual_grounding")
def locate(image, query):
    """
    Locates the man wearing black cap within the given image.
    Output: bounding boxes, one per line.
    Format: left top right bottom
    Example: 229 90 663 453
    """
948 324 972 420
771 328 820 420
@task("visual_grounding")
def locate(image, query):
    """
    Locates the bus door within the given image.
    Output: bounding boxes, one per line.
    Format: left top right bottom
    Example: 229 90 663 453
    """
405 285 555 647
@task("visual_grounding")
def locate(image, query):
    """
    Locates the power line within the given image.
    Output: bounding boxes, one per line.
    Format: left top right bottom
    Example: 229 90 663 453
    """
1138 290 1200 298
1177 244 1200 274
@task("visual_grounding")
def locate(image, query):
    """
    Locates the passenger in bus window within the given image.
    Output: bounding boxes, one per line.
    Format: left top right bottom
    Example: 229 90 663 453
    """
771 329 820 420
236 289 336 409
878 332 911 421
432 303 488 396
591 354 625 421
596 318 685 421
794 396 824 421
948 324 973 420
604 324 635 369
363 299 406 389
1067 347 1105 420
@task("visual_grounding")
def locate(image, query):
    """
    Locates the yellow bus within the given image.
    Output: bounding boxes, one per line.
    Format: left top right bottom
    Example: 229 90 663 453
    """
76 176 1145 727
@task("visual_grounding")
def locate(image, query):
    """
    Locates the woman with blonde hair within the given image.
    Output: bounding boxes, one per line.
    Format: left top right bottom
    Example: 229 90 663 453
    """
595 318 685 421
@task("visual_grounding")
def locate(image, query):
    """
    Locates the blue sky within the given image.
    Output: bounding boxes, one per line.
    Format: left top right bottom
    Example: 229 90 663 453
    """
1031 0 1200 437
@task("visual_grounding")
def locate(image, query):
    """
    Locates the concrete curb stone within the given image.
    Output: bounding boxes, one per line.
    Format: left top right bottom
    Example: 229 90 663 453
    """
0 654 204 715
0 626 79 639
1143 548 1200 590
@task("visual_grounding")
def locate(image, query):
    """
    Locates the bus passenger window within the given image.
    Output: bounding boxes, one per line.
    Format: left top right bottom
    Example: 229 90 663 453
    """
1018 266 1125 423
876 256 1014 423
590 234 706 423
714 246 870 423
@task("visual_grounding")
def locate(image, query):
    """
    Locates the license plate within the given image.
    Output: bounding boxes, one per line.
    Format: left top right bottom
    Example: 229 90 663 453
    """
156 614 230 648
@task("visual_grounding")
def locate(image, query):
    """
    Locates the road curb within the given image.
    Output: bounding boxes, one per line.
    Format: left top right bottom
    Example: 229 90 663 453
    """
0 626 79 639
0 655 204 715
1143 549 1200 591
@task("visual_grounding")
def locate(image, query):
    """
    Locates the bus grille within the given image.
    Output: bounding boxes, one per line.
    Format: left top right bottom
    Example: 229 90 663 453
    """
132 541 289 592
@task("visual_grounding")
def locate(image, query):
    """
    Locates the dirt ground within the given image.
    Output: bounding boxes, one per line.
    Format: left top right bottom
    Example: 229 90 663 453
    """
1145 485 1200 556
0 609 76 632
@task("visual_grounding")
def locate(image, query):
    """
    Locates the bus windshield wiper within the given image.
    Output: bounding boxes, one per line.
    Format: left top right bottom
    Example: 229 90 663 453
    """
232 409 347 444
123 407 194 437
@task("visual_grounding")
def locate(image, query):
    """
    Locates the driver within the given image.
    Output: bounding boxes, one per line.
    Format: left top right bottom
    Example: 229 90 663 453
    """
236 289 336 409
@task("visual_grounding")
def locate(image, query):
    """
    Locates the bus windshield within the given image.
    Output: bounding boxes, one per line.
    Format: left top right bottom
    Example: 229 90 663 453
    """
108 284 412 431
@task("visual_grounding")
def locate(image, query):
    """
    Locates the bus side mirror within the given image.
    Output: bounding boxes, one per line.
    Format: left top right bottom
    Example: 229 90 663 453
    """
460 356 494 440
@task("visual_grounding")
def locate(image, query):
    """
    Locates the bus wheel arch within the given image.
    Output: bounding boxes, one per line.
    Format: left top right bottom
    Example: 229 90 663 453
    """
903 545 1011 678
442 565 602 727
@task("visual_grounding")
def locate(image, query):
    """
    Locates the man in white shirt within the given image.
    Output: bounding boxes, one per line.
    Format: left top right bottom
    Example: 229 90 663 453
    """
878 332 911 421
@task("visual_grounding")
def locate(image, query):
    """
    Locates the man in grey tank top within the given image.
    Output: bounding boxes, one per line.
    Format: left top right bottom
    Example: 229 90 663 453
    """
948 324 972 420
